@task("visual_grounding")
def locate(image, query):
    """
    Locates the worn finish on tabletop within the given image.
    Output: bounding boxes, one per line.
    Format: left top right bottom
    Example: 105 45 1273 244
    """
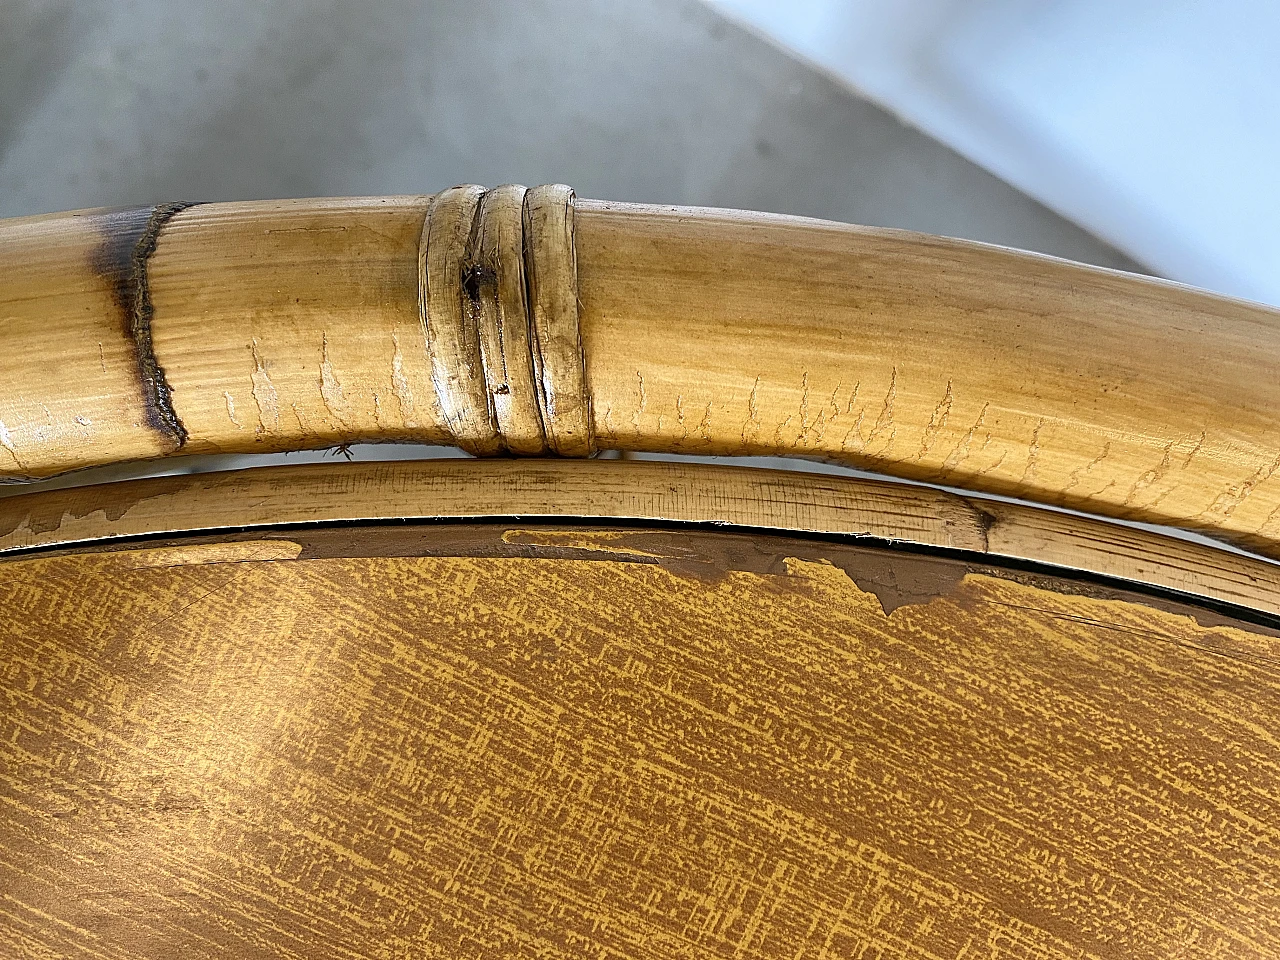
1 525 1277 957
1 459 1278 619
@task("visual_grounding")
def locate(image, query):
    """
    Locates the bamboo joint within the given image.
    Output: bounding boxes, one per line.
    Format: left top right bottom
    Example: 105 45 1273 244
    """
421 183 593 457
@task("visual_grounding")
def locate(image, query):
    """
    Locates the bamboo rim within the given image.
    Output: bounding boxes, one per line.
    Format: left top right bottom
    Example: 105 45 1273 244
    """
2 186 1279 557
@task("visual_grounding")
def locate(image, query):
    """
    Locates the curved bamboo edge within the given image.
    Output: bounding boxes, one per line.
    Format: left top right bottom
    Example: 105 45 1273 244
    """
0 458 1277 619
3 187 1280 557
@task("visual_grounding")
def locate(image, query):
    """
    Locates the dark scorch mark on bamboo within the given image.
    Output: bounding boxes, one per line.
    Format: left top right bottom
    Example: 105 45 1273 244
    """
92 202 197 448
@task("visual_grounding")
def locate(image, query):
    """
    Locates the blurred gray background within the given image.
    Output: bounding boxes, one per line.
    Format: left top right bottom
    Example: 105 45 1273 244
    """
1 0 1139 271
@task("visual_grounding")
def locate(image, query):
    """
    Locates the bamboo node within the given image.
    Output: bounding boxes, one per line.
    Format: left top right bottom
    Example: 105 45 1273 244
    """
419 183 593 457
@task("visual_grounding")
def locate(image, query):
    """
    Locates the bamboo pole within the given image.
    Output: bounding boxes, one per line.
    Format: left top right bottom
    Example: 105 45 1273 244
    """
2 187 1279 556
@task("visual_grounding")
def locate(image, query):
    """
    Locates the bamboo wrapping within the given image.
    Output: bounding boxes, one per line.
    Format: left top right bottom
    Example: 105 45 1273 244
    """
2 187 1280 556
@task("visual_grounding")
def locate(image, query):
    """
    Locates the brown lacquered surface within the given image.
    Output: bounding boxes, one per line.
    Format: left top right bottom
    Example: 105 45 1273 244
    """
2 524 1277 958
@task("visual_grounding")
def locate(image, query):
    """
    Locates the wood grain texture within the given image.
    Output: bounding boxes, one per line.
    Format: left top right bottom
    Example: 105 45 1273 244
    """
1 526 1277 958
1 459 1278 619
4 191 1280 554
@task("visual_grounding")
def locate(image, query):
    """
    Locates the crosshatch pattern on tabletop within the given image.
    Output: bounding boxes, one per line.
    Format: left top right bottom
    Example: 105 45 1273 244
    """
1 526 1277 958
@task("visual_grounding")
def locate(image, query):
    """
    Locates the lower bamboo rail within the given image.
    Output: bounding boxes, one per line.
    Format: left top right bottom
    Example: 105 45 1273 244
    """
1 458 1277 620
3 186 1280 556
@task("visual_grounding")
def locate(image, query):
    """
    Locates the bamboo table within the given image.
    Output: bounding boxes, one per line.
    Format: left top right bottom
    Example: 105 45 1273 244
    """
1 186 1277 958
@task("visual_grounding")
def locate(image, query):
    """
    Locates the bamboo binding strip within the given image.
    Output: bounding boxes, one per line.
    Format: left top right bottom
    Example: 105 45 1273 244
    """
421 183 591 457
3 186 1280 556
